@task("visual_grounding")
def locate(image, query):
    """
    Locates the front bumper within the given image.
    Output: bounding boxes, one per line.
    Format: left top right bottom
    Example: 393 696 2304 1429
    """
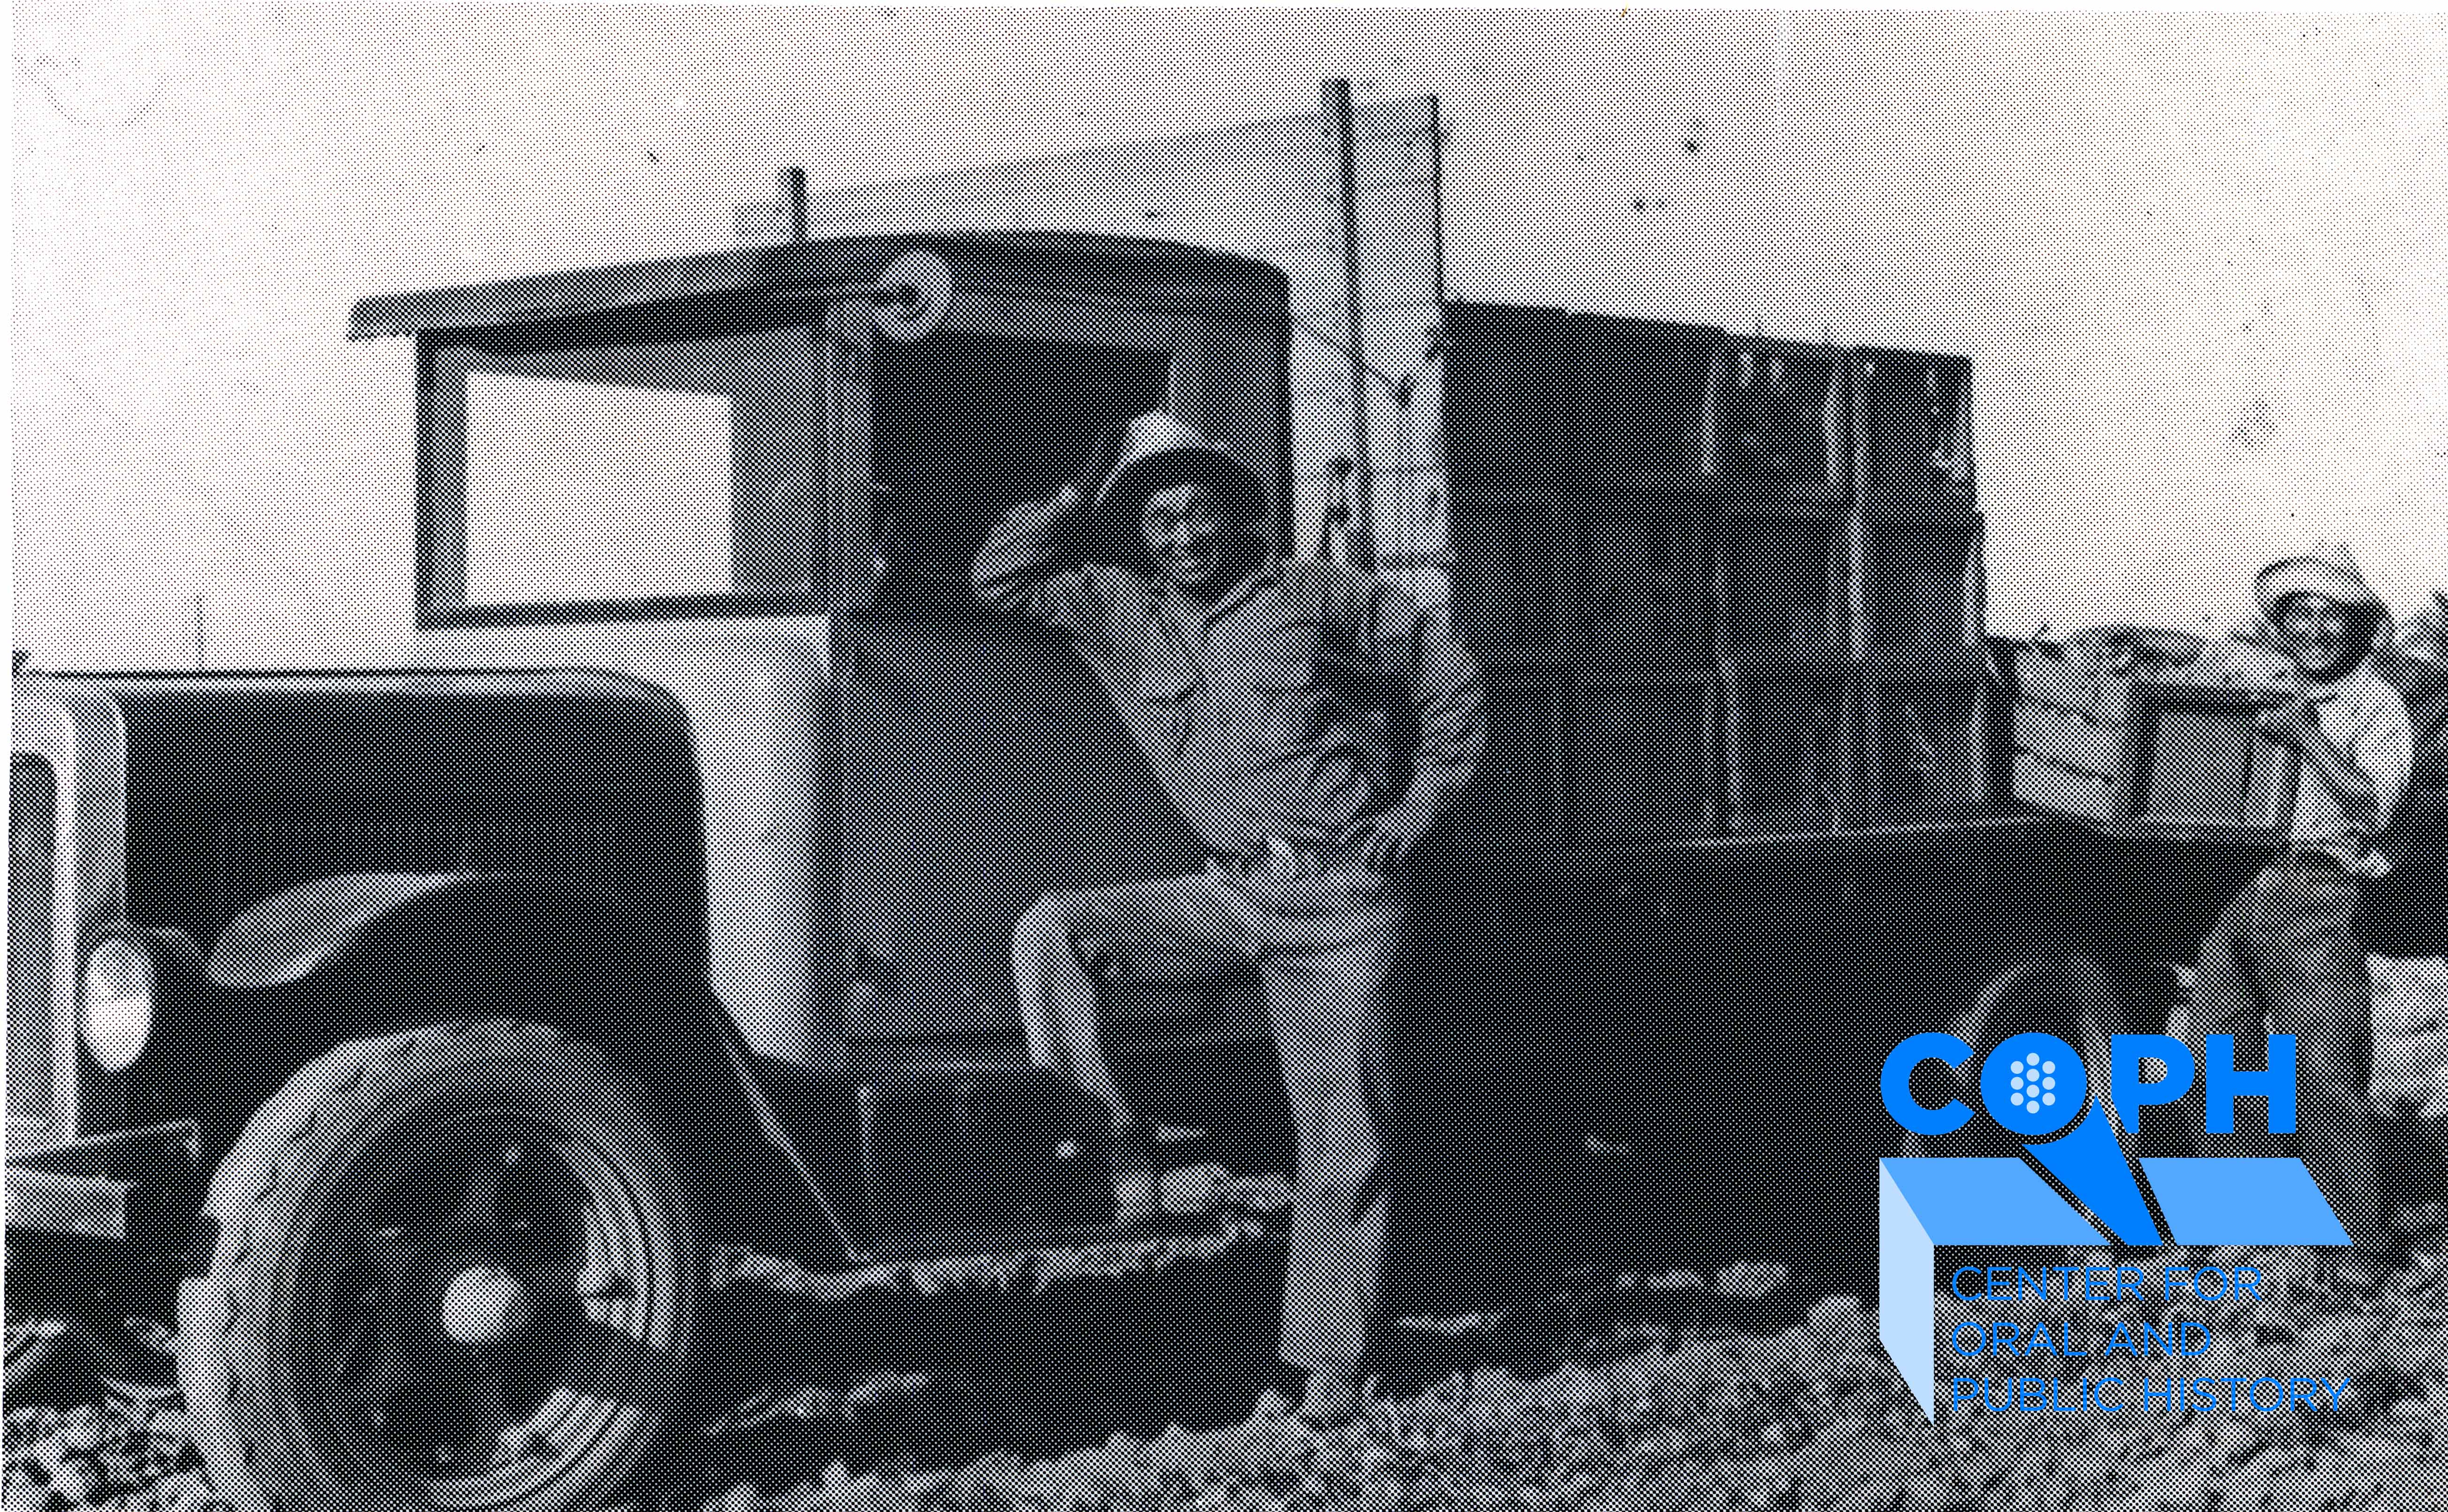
5 1121 205 1249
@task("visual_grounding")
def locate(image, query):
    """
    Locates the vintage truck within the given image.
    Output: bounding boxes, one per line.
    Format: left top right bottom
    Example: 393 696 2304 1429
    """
9 85 2444 1512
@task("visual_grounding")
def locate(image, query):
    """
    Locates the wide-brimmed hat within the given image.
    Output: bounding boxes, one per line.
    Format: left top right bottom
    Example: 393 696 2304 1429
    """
2256 553 2388 628
1091 411 1266 522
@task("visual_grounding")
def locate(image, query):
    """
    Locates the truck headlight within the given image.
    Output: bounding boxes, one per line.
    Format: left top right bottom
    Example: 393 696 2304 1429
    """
80 935 155 1073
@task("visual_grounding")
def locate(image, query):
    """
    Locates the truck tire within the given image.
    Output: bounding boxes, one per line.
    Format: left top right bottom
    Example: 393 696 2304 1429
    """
177 1020 700 1512
1898 952 2127 1156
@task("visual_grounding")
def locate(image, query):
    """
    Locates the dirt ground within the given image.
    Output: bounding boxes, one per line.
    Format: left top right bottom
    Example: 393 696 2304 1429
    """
13 1215 2448 1512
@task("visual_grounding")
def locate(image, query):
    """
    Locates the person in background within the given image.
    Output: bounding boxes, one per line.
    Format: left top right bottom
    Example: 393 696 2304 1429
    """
2182 553 2414 1245
975 411 1485 1431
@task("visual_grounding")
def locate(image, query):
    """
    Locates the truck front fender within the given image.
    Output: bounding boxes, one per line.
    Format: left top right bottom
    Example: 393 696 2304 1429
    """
180 872 854 1269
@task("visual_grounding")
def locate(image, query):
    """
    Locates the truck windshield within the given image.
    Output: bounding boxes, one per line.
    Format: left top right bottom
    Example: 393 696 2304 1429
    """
422 315 1179 626
426 322 823 623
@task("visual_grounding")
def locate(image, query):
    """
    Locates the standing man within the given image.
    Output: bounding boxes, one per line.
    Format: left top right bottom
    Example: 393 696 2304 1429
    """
2183 554 2414 1245
976 412 1485 1429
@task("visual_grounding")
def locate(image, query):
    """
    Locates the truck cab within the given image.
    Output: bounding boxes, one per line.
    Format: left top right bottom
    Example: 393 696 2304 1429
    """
367 230 1317 1206
385 229 1289 1067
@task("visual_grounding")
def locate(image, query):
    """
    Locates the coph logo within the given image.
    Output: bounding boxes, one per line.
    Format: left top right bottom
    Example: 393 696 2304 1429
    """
1874 1029 2349 1417
1884 1029 2308 1150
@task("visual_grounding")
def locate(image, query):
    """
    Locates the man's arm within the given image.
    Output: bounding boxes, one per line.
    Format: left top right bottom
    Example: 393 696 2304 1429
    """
973 485 1095 626
2266 683 2413 834
1365 579 1487 875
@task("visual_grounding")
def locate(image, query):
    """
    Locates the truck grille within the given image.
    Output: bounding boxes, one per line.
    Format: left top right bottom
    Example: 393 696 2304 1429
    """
9 755 61 1143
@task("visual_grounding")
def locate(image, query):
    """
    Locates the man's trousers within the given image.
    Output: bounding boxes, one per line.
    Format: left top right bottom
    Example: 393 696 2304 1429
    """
2177 855 2386 1243
1012 855 1399 1389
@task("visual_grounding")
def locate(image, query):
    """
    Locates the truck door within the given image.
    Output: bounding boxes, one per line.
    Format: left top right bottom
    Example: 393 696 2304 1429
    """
822 257 1291 1044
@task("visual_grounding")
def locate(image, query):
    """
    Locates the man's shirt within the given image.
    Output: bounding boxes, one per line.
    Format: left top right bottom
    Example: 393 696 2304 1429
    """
2290 661 2415 875
977 501 1485 868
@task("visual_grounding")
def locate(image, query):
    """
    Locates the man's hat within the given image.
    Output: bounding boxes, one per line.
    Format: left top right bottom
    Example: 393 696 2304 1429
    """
1092 411 1266 521
2256 550 2388 627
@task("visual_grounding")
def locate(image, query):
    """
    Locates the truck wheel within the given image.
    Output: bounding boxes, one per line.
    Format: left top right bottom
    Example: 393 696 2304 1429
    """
1898 953 2127 1156
178 1021 700 1512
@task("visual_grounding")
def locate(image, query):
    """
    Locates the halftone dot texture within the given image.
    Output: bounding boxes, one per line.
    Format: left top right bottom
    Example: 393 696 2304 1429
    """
20 18 2448 1511
2008 636 2303 832
38 1251 2448 1511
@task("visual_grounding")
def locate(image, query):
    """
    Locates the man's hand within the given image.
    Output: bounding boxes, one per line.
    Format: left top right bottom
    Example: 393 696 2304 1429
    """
2257 689 2322 752
1362 812 1426 878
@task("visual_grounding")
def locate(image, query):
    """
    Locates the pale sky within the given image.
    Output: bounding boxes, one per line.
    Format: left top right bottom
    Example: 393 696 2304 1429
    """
15 7 2448 669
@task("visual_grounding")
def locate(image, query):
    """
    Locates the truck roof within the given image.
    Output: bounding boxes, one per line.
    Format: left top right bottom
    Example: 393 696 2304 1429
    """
350 229 1291 341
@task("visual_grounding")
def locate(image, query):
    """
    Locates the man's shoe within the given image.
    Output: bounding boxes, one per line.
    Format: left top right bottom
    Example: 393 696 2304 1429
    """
1297 1365 1368 1437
